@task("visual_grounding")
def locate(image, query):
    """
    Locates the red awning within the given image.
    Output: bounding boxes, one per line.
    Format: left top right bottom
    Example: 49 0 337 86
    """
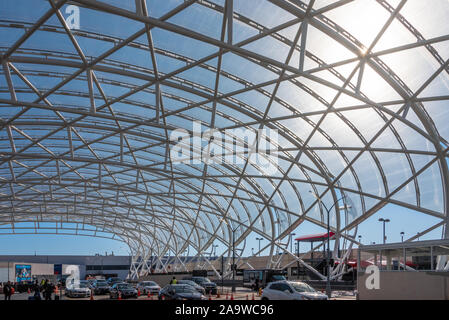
295 232 335 242
335 259 373 268
335 260 417 268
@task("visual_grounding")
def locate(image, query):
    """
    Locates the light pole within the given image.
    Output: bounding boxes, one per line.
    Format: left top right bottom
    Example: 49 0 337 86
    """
309 191 351 299
213 244 219 257
290 233 296 252
358 235 362 244
251 248 254 256
400 232 404 242
221 218 248 293
256 237 264 256
378 218 390 244
295 241 300 279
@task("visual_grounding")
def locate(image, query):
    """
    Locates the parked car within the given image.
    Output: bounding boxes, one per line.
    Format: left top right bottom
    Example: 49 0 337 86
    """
261 281 328 300
80 280 93 289
177 280 205 295
65 282 91 298
183 276 217 294
136 281 160 295
159 284 206 300
107 277 122 286
87 279 96 287
109 282 138 299
243 269 287 289
92 280 110 295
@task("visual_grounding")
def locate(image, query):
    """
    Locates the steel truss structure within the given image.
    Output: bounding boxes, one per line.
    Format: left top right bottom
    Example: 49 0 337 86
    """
1 0 449 279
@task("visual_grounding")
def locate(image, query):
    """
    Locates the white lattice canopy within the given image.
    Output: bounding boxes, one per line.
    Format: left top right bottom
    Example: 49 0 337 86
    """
1 0 448 277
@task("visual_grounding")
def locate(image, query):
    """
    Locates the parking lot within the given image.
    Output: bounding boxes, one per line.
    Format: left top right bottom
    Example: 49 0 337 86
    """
0 287 259 301
1 288 356 301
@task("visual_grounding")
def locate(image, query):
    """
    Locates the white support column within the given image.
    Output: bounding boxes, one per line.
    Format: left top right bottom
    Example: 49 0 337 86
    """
226 0 233 45
2 61 18 102
120 132 124 163
98 163 102 189
356 60 365 94
299 20 308 72
67 126 74 159
155 82 161 123
87 68 96 114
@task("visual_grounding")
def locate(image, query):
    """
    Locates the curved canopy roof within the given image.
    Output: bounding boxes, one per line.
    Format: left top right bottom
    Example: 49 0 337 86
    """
1 0 449 274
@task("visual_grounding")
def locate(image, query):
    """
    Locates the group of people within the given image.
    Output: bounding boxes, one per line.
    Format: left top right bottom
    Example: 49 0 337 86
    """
31 279 56 300
1 279 56 300
1 281 14 300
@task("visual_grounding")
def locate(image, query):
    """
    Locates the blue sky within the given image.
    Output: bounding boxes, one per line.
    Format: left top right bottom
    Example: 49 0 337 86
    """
0 202 442 257
0 234 130 256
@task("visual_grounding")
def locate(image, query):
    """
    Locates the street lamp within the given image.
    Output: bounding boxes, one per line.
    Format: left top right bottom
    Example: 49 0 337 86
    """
309 191 351 299
213 244 219 257
256 237 264 257
221 218 248 293
400 231 405 242
378 218 390 244
358 235 362 244
290 233 296 253
251 248 254 256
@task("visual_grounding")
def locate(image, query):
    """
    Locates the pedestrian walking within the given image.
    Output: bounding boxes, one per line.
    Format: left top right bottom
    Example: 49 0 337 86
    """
43 280 54 301
33 280 41 300
3 281 12 300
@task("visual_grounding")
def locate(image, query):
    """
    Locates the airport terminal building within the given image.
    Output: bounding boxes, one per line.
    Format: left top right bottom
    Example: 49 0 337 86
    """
0 255 132 282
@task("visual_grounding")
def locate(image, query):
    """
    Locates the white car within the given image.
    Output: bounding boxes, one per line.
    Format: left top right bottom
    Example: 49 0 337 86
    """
261 281 328 300
136 281 161 295
65 282 91 298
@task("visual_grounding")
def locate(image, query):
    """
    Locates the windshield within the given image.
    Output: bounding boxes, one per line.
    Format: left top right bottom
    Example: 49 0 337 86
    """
96 281 108 286
117 284 132 289
143 282 157 286
272 275 286 281
174 286 196 294
290 282 316 293
180 280 196 286
77 283 89 288
194 277 210 283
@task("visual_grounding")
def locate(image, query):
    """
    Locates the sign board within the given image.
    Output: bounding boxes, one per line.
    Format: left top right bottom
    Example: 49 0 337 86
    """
54 264 62 275
15 264 32 282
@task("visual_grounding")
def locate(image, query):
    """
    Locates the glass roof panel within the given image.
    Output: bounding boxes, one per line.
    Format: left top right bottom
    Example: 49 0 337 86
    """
1 0 448 274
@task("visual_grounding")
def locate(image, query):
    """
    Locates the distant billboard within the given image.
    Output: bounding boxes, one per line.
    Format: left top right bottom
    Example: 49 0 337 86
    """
54 264 62 275
15 264 32 282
